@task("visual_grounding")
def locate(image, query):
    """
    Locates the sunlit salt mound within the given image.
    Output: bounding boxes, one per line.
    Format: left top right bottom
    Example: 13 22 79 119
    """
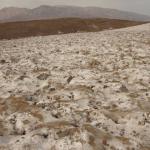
118 23 150 31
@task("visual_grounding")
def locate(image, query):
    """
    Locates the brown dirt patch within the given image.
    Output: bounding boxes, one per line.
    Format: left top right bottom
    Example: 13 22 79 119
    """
0 18 145 40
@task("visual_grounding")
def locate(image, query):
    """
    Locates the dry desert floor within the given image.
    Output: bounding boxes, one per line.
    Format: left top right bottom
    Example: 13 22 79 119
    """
0 23 150 150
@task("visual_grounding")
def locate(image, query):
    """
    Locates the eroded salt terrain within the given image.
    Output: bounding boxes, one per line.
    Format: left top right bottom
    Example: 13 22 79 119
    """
0 24 150 150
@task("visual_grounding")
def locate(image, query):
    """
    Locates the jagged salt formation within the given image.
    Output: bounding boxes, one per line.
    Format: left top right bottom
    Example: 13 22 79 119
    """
0 24 150 150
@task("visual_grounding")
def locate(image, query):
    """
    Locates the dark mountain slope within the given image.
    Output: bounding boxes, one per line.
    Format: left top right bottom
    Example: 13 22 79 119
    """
0 18 145 40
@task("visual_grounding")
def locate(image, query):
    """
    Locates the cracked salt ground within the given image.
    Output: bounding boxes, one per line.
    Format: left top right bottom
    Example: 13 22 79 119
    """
0 23 150 150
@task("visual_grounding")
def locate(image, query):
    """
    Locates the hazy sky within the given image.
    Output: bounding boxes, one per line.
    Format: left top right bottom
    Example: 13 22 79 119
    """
0 0 150 15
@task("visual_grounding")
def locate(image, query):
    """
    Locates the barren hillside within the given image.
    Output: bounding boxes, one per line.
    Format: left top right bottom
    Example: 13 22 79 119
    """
0 18 145 40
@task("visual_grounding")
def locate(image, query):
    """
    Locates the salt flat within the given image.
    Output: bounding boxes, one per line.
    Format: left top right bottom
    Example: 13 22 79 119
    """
0 24 150 150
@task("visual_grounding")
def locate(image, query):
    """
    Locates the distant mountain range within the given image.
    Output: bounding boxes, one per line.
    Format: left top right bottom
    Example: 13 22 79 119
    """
0 5 150 22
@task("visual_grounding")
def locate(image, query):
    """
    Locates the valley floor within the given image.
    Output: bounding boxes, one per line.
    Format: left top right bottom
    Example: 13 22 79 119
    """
0 24 150 150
